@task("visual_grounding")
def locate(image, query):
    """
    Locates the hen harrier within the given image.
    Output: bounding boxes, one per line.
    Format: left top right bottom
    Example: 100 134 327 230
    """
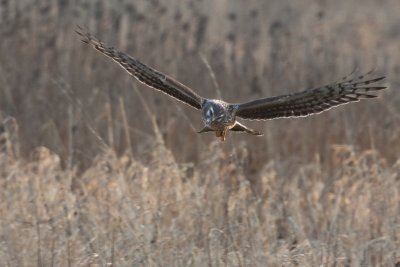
77 29 386 141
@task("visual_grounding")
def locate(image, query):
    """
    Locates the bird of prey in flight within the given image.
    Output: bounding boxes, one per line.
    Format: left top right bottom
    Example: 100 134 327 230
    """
77 29 386 141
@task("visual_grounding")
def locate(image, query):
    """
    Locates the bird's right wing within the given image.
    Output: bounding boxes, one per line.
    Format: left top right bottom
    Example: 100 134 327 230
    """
76 28 205 110
233 72 386 120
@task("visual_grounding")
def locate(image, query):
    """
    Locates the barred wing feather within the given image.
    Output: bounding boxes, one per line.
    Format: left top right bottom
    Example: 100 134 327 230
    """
234 74 386 120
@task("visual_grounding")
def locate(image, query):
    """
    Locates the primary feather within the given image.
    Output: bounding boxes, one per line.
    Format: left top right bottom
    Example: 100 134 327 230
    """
76 28 204 110
233 73 386 120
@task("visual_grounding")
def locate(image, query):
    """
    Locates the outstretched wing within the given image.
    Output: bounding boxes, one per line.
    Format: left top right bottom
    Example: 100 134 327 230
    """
76 28 204 110
233 72 386 120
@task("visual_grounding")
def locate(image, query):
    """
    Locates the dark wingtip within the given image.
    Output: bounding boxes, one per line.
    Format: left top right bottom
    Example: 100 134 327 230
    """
75 25 91 44
360 94 378 99
371 86 387 90
370 76 386 83
75 25 84 37
351 75 387 87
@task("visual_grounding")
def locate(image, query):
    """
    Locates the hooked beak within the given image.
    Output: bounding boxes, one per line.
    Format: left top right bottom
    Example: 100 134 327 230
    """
206 115 223 125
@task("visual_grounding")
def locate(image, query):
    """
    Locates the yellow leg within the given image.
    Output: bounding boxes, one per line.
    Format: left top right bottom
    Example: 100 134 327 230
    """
220 129 227 142
215 129 227 141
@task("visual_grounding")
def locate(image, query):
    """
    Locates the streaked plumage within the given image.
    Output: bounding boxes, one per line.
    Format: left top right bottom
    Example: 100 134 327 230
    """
77 29 387 141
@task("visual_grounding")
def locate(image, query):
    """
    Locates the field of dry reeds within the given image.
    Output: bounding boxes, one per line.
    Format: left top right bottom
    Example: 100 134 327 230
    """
0 0 400 266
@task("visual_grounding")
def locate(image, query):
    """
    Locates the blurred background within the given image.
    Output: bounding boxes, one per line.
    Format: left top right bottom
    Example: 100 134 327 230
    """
1 0 400 266
0 0 398 169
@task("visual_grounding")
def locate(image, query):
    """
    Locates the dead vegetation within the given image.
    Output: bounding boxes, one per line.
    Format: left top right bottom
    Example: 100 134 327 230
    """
0 0 400 266
1 133 400 266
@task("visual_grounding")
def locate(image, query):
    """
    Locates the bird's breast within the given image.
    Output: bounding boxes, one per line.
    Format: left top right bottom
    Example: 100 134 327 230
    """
207 116 236 131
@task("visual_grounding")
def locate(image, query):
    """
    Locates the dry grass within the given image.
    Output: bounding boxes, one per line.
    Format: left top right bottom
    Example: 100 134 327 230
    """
0 0 400 266
1 138 400 266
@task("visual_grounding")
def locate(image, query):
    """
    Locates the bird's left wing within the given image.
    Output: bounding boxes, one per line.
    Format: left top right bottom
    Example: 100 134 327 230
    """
76 29 204 110
233 73 386 120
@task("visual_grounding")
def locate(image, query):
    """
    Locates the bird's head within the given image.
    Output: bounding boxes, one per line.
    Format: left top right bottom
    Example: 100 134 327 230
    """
202 100 225 125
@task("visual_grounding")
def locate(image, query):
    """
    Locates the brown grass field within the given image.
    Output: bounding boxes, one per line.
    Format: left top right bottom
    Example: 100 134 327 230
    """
0 0 400 266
